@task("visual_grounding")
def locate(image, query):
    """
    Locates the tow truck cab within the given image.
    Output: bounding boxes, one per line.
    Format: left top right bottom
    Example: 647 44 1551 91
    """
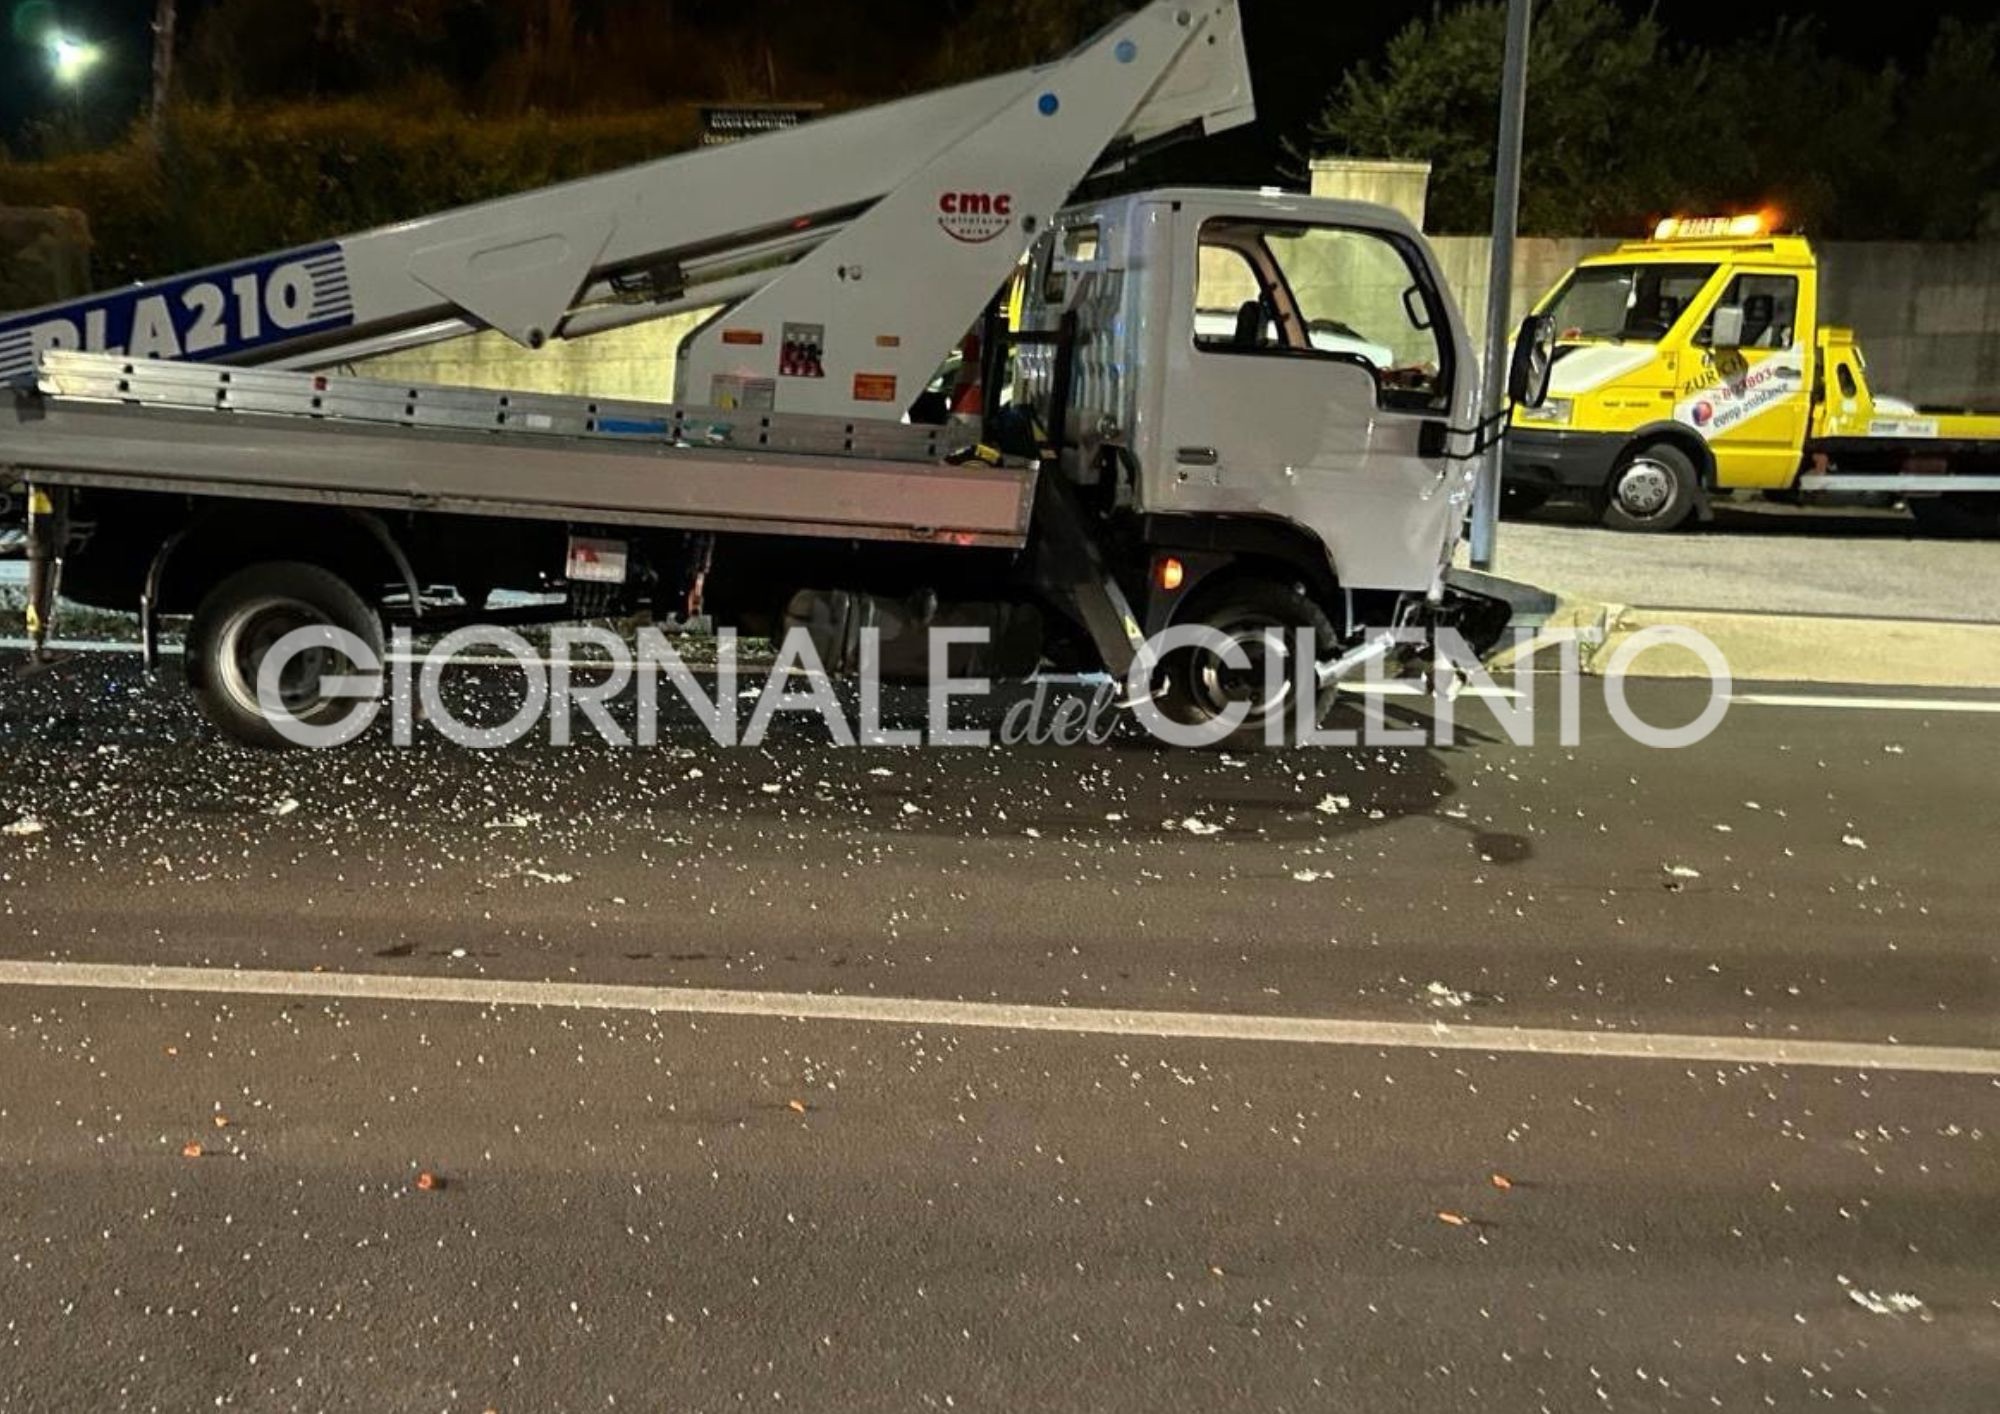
1504 215 2000 534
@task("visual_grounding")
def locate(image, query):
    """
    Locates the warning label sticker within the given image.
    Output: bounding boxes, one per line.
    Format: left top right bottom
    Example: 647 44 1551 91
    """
710 374 777 412
852 373 900 403
780 323 826 378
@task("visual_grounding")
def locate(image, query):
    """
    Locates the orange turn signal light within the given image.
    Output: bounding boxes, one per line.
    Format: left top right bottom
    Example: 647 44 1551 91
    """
1157 557 1186 592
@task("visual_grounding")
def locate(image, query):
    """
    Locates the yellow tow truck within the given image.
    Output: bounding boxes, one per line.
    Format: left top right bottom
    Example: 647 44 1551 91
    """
1504 214 2000 534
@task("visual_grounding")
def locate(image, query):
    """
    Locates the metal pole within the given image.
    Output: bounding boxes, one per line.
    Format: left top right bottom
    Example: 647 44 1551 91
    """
1469 0 1533 571
150 0 176 136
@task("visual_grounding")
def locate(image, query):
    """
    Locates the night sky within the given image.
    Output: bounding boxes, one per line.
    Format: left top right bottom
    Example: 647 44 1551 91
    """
1 0 1989 156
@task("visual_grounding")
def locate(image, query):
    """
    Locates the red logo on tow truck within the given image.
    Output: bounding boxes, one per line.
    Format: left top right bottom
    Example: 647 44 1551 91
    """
939 191 1015 245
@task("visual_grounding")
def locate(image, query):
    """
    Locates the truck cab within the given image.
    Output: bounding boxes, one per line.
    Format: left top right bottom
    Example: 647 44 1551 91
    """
1506 215 2000 534
1505 216 1820 531
1018 188 1479 623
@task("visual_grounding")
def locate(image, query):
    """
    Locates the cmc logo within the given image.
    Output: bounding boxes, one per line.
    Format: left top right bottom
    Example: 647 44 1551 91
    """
938 191 1016 245
1691 400 1716 427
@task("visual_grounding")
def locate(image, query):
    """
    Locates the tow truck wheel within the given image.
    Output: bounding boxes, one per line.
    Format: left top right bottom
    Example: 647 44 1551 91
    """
1156 580 1339 750
186 562 385 749
1908 493 2000 539
1602 442 1698 533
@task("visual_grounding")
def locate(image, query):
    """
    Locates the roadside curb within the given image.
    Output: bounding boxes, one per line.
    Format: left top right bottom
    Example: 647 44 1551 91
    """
1497 597 2000 690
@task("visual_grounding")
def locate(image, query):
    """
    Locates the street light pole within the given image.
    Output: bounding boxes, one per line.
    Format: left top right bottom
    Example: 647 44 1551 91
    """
151 0 177 136
1468 0 1534 571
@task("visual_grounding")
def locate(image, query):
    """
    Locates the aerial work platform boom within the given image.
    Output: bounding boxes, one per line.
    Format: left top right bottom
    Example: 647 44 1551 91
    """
0 3 1252 420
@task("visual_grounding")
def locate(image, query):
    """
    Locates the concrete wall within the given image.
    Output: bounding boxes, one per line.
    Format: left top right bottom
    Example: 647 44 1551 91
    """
0 206 91 311
352 313 712 402
1815 244 2000 411
1310 159 1432 232
344 240 2000 417
1430 237 2000 410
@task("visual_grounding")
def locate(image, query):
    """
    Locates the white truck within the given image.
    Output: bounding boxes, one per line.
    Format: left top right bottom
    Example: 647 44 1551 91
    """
0 1 1549 746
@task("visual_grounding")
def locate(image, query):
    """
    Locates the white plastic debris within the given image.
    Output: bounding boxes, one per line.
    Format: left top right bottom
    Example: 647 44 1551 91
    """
1315 794 1351 816
1842 834 1869 851
1292 869 1323 883
1845 1288 1926 1318
1425 981 1472 1009
2 817 46 838
1175 818 1222 836
1664 864 1702 880
267 798 301 818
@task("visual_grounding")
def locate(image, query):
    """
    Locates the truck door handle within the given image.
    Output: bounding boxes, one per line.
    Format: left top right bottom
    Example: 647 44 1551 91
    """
1177 446 1220 466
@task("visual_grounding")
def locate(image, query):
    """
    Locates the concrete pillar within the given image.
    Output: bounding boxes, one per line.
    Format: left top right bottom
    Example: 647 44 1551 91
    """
1309 159 1433 232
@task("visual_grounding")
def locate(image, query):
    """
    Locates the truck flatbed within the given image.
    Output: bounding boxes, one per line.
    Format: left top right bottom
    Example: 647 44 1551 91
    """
4 352 1036 549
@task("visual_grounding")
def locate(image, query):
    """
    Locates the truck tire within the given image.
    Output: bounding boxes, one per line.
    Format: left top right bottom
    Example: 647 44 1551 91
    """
1154 579 1339 750
186 562 385 749
1602 442 1699 533
1908 493 2000 539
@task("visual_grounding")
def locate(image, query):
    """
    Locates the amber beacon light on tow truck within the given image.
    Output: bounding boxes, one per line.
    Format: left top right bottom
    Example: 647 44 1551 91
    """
1651 211 1777 242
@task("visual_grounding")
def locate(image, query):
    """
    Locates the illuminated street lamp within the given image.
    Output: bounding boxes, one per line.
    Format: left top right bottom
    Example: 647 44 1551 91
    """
48 33 105 87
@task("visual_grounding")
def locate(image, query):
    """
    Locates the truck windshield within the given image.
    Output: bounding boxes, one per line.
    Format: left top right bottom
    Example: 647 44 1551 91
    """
1546 263 1717 344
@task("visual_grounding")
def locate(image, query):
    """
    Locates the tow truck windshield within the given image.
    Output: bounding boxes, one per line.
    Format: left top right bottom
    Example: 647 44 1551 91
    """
1548 262 1716 344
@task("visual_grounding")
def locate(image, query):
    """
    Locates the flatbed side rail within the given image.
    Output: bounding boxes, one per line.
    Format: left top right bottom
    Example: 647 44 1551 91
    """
3 357 1038 550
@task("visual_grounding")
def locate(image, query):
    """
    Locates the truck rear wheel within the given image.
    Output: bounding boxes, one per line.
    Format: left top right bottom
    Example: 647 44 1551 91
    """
1155 580 1339 749
186 562 385 749
1908 493 2000 539
1602 442 1699 533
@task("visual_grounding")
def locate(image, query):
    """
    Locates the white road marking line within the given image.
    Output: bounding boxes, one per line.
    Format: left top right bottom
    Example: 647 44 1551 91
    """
1730 692 2000 714
0 960 1993 1076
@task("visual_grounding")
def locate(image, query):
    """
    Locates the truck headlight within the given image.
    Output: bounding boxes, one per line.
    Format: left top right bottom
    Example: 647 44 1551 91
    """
1517 398 1572 425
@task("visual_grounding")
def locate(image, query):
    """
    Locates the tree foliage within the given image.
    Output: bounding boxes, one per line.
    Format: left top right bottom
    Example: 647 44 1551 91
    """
0 103 699 288
1301 0 2000 240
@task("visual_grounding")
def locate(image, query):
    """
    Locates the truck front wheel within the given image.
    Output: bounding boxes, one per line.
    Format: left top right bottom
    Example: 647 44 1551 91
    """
1602 442 1699 533
186 562 385 749
1155 579 1339 749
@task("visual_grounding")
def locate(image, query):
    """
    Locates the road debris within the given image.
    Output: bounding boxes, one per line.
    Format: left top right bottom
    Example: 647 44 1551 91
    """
2 816 46 838
1844 1286 1926 1318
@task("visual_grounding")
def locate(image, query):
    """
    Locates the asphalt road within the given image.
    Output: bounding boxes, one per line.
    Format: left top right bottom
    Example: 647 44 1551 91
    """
0 655 1995 1412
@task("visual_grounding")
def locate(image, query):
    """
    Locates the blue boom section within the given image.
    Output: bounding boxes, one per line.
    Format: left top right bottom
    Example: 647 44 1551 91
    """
0 243 356 385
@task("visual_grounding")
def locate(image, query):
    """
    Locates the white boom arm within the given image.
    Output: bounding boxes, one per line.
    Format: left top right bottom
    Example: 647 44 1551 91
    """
0 2 1252 420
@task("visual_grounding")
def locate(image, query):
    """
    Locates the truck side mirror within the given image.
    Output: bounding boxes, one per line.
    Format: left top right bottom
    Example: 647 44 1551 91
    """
1709 305 1746 348
1508 314 1556 409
